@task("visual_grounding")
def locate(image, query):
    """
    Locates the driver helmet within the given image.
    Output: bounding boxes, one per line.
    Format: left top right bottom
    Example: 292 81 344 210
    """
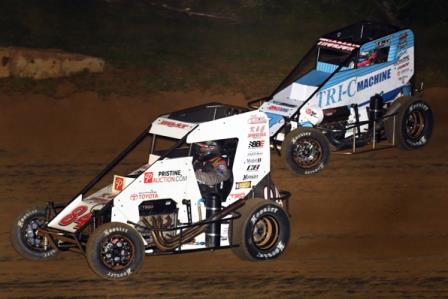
195 141 220 157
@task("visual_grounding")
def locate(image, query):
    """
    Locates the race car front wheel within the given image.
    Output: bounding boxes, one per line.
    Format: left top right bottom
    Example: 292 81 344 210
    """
385 96 433 149
231 198 290 261
281 128 330 175
10 207 59 260
86 222 144 280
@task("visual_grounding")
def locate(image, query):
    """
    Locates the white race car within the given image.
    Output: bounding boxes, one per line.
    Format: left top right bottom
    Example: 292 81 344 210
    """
250 21 433 175
11 103 291 280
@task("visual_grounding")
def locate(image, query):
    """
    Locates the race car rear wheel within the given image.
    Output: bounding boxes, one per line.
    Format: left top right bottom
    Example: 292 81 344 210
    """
10 207 59 260
231 198 290 261
281 128 330 175
385 97 433 149
86 222 144 280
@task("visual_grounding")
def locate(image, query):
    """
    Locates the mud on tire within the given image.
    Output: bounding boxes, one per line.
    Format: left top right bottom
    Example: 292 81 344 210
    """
281 128 330 175
86 222 145 280
231 198 290 261
385 96 433 149
10 207 59 260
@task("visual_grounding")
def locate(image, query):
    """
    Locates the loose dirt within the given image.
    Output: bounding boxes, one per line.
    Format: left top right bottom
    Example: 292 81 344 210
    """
0 88 447 298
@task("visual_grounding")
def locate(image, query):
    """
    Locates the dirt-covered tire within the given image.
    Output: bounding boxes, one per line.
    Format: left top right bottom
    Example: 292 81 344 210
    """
86 222 145 280
10 207 59 260
231 198 290 261
281 128 330 175
385 97 433 149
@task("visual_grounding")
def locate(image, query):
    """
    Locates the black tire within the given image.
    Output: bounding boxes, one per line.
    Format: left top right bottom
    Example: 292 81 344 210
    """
10 207 59 260
232 198 290 261
385 97 433 149
86 222 145 280
281 128 330 175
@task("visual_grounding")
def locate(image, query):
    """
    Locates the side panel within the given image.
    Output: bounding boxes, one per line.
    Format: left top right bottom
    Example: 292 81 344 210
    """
306 29 414 110
48 194 111 233
112 157 202 225
187 111 271 206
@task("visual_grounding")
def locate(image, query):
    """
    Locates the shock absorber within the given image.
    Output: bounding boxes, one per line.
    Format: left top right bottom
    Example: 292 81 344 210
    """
205 194 221 248
369 94 384 142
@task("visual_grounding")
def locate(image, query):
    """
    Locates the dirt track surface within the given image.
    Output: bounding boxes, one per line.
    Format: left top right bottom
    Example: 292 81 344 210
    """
1 88 447 298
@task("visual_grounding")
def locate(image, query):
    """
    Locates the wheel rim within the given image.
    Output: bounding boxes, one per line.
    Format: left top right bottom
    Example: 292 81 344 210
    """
100 234 135 270
405 109 425 140
22 216 49 252
292 137 323 169
252 215 279 250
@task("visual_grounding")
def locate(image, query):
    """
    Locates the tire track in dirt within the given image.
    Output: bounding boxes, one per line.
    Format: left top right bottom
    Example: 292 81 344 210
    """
1 88 448 297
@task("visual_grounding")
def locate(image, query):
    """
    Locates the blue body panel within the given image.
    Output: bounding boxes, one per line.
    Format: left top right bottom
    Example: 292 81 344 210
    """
296 70 330 87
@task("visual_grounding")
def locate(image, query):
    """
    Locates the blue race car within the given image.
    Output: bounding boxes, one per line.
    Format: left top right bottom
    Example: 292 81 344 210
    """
249 21 433 175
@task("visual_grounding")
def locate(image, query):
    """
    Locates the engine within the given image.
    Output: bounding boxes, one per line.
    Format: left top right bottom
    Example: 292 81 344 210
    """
137 199 178 244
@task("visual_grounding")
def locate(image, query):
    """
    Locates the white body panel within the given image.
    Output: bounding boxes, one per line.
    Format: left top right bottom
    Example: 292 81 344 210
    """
187 110 271 205
149 116 196 139
48 191 113 232
113 157 201 225
272 82 317 106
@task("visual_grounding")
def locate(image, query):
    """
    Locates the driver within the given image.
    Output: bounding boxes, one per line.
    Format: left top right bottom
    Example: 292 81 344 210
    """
357 49 378 67
193 141 231 186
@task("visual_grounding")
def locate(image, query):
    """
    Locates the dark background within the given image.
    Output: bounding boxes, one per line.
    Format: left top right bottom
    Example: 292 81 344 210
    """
0 0 447 96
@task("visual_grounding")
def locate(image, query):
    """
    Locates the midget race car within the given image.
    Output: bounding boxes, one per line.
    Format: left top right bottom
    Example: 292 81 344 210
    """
11 104 291 280
250 21 433 175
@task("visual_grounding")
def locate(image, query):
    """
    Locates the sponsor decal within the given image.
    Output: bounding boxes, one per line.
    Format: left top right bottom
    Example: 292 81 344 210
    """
243 174 258 180
410 102 429 112
256 241 285 258
356 69 391 91
398 32 408 49
247 151 263 156
104 226 128 236
18 209 39 228
395 54 409 65
247 157 262 163
230 192 246 200
248 115 267 124
144 172 154 183
272 100 296 108
247 164 260 171
397 68 410 76
317 38 360 52
248 125 266 139
376 39 390 48
317 78 357 107
250 206 279 224
159 119 191 129
144 170 187 183
159 170 181 176
130 190 158 201
107 268 132 278
236 181 252 189
267 104 288 113
304 162 325 175
398 62 409 70
305 107 317 117
248 140 265 148
316 69 392 107
114 177 124 191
